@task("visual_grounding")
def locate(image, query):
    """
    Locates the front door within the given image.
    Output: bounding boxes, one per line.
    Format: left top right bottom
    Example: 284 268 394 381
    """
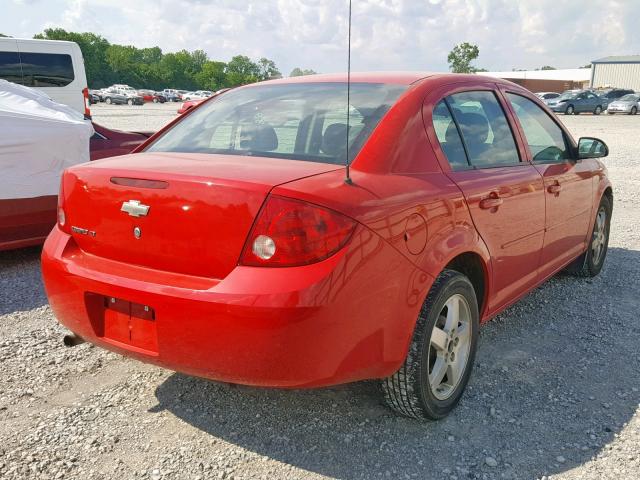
430 90 546 313
504 92 594 277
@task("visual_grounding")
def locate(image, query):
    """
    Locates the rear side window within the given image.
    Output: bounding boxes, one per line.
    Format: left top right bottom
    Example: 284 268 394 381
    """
506 93 570 163
19 52 74 87
433 100 468 170
0 51 22 83
447 91 520 168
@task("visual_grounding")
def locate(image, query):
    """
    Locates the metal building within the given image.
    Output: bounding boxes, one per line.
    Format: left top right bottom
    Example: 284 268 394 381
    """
480 69 591 93
591 56 640 91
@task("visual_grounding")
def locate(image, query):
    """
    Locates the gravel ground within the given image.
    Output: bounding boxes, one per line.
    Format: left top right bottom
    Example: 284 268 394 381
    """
1 109 639 480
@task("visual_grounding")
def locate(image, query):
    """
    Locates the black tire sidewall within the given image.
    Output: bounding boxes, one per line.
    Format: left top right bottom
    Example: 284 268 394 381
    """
585 196 612 275
416 273 479 418
631 107 637 115
566 105 574 115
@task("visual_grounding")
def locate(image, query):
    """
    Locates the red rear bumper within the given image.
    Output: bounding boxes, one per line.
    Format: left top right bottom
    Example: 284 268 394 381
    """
41 225 431 387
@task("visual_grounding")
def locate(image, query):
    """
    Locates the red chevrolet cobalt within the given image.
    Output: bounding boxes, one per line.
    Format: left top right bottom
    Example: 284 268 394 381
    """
42 73 612 419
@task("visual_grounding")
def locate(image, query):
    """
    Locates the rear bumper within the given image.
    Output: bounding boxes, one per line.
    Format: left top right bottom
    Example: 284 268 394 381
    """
41 225 430 387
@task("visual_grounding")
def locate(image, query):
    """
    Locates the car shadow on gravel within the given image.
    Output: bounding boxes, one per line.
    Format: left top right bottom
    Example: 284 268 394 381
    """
154 247 640 480
0 246 47 315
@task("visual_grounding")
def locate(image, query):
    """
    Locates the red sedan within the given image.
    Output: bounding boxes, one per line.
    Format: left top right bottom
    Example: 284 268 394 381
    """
41 73 612 419
177 99 204 114
0 124 150 251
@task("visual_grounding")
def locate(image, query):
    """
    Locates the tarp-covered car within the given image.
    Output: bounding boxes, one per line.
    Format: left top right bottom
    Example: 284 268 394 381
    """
0 80 93 250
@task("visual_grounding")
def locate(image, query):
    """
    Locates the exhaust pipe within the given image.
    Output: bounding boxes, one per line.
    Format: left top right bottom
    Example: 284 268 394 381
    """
63 333 85 347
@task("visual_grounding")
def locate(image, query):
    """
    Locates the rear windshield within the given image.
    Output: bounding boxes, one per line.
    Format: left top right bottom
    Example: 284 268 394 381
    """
620 94 639 102
146 82 406 165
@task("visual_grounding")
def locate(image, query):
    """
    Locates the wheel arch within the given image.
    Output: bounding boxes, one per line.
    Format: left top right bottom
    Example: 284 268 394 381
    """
444 251 489 320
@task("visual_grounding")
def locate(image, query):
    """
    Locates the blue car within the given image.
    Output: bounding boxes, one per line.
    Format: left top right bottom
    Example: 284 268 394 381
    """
547 90 605 115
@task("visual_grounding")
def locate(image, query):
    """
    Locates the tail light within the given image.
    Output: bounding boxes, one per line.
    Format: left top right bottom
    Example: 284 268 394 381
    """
240 196 356 267
57 173 70 234
82 87 92 119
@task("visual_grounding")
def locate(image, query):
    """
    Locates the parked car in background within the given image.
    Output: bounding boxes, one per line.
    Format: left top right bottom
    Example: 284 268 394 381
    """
88 90 101 104
177 98 204 114
0 37 91 118
103 87 143 105
547 90 605 115
606 93 639 115
91 123 152 159
183 90 212 100
102 88 128 105
43 72 612 420
151 92 167 103
534 92 560 105
161 88 181 101
597 88 635 109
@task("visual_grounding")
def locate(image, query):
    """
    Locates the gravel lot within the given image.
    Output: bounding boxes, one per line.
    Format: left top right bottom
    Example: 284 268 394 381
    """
1 107 638 480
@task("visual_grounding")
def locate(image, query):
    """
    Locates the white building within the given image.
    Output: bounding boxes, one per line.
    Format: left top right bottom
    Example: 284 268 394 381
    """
591 56 640 91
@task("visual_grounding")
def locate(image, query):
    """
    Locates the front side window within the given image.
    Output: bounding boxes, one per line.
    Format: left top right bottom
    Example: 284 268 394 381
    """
432 100 468 170
0 51 22 84
19 52 75 87
506 93 570 163
447 91 520 168
147 82 406 165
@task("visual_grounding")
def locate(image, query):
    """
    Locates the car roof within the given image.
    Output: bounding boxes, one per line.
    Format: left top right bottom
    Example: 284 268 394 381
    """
253 71 534 89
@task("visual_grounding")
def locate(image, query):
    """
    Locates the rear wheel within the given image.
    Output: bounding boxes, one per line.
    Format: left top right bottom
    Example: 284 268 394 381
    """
565 195 611 277
153 97 158 103
127 98 133 105
594 105 602 115
382 270 479 420
105 97 112 105
631 106 637 115
565 105 575 115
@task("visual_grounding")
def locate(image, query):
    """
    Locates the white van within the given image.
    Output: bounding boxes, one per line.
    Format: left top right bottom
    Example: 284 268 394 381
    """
0 38 90 118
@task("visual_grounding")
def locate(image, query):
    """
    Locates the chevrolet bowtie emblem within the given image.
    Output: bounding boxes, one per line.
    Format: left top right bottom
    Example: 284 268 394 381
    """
121 200 150 217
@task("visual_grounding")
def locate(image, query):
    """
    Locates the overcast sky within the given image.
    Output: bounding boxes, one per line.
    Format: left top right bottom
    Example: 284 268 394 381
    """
4 0 639 75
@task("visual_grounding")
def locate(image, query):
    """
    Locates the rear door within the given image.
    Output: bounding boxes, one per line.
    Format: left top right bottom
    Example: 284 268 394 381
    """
503 91 594 277
429 87 546 313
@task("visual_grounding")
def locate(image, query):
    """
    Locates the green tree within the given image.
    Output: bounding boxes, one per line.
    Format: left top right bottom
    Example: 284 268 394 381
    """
257 57 281 80
290 67 317 77
195 61 228 91
447 42 482 73
540 65 556 70
226 55 260 86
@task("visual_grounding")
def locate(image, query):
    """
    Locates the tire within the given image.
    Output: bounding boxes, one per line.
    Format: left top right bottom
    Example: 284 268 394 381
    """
382 269 479 420
127 99 133 105
565 105 575 115
153 98 158 103
105 97 112 105
631 106 637 115
594 105 602 115
565 195 612 277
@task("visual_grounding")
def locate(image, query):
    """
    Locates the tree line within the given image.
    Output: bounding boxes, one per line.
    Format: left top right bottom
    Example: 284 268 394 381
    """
31 28 312 90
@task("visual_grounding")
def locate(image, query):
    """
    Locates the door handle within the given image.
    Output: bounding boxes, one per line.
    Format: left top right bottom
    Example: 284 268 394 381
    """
547 183 562 194
479 194 503 210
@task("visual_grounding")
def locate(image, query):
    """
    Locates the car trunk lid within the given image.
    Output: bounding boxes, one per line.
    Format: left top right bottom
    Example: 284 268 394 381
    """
62 152 340 278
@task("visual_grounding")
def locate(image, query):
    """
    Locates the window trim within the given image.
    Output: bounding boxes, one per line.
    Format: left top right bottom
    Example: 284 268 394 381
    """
503 91 575 165
445 89 523 170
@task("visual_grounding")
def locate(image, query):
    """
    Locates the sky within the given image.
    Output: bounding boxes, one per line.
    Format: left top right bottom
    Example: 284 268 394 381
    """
3 0 639 76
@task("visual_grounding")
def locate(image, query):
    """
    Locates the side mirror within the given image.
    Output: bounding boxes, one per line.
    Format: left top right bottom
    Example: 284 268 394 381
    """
578 137 608 159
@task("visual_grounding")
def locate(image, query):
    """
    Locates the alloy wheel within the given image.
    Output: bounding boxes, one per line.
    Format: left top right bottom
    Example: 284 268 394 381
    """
591 207 607 266
428 294 472 400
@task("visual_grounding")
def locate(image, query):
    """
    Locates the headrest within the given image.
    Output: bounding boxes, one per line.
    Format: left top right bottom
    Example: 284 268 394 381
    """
321 123 349 157
458 112 490 144
240 124 278 152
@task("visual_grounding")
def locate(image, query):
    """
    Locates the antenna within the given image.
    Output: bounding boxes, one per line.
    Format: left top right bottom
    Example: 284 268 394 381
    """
344 0 353 185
